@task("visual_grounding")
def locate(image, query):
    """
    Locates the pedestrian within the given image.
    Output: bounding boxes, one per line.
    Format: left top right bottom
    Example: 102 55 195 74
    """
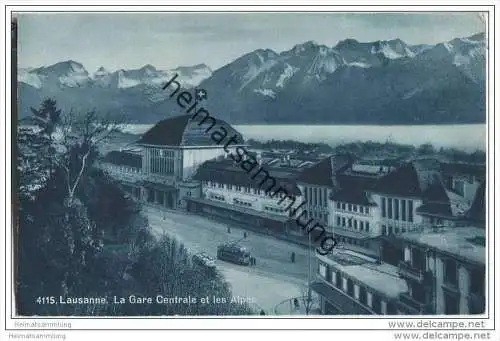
243 231 247 238
291 252 295 263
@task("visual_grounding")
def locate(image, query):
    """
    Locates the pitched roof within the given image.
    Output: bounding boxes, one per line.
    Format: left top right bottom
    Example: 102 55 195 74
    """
330 173 379 206
137 114 244 147
372 159 449 203
193 159 301 195
416 203 453 218
101 151 142 168
464 181 486 223
297 154 353 187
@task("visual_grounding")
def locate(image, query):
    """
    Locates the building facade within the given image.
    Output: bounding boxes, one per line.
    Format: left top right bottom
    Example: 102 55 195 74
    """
188 158 304 235
313 249 407 315
397 226 486 315
100 114 245 209
296 154 353 236
99 150 144 200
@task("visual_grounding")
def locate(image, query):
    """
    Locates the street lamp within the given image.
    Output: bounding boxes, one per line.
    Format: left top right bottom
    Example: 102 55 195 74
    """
307 230 312 312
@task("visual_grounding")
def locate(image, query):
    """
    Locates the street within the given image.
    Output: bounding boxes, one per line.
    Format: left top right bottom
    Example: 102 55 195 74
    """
143 205 316 314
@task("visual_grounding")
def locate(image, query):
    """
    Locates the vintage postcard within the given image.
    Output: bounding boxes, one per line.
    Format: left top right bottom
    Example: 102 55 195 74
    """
4 5 496 337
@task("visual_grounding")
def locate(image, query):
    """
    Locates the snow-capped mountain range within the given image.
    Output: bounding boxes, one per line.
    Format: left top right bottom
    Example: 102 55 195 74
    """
19 62 212 90
18 32 485 124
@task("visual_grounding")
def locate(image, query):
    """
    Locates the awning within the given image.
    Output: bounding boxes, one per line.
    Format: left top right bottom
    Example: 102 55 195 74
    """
310 281 374 315
137 181 177 192
334 227 374 240
186 197 293 223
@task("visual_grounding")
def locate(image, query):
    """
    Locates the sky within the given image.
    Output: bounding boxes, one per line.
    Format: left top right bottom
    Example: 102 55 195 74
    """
17 12 486 72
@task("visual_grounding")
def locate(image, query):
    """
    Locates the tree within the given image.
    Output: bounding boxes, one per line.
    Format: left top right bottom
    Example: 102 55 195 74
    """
55 110 122 205
30 98 61 137
16 100 120 315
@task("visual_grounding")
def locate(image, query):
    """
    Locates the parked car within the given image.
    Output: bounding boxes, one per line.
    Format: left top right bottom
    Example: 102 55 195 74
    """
192 252 216 269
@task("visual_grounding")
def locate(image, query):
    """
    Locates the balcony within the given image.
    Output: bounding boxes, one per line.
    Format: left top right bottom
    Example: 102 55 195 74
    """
399 261 432 284
398 292 433 315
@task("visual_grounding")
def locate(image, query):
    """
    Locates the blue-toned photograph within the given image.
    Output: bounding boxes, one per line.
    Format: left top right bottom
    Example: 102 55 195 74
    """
13 12 487 317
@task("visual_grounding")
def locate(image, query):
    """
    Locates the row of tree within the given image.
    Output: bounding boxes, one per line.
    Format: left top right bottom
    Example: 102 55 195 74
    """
16 98 252 315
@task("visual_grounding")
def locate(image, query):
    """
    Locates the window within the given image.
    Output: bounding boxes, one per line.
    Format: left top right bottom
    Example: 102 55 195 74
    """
337 216 341 226
382 198 386 218
319 188 323 207
408 200 414 222
319 263 327 278
314 188 318 206
401 200 407 221
330 271 336 284
388 198 393 219
304 187 308 201
394 199 399 220
382 225 387 235
365 222 370 232
335 272 342 288
444 259 458 286
324 189 328 207
444 291 459 314
359 286 367 305
342 203 346 210
354 220 358 229
348 218 352 228
359 221 364 231
372 294 382 314
365 207 369 214
347 278 354 296
336 202 341 209
411 248 426 271
342 217 346 227
348 204 352 211
353 205 358 212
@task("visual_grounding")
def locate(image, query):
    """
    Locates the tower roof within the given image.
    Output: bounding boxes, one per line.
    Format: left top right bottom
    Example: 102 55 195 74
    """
137 114 244 147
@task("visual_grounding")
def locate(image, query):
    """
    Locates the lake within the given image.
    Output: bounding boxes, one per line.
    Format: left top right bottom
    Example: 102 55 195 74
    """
120 124 487 152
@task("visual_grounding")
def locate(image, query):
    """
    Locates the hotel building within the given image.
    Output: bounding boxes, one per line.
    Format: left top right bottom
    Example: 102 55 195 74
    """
397 226 485 315
311 157 485 315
